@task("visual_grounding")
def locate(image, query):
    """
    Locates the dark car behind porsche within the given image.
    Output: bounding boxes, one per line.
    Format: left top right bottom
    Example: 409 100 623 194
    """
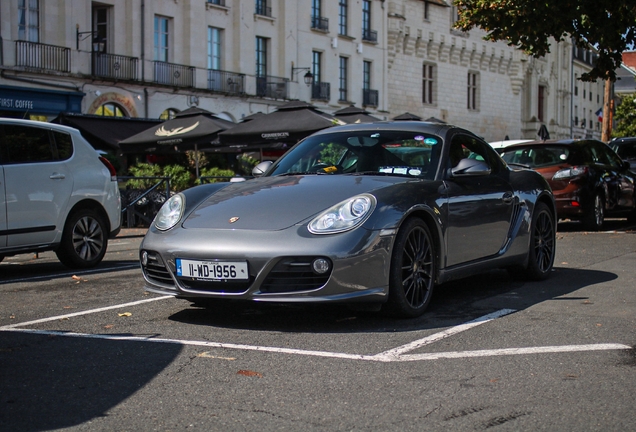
499 139 636 230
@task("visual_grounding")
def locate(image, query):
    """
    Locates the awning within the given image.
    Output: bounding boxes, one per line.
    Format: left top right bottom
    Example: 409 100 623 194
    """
52 113 163 152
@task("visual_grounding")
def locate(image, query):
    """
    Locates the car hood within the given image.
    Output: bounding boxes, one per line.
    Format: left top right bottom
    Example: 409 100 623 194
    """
183 175 414 230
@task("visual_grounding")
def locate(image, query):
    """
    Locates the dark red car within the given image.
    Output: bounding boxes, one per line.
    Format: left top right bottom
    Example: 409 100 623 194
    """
499 139 636 230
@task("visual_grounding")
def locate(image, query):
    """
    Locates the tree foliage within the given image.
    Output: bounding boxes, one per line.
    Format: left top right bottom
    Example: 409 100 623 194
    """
612 94 636 138
454 0 636 81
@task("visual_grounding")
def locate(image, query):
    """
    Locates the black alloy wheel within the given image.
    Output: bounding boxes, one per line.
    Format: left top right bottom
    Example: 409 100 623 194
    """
583 193 604 231
386 218 435 318
524 202 555 280
56 209 108 268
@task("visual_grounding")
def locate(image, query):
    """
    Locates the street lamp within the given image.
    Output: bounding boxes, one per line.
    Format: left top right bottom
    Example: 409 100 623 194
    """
291 65 314 86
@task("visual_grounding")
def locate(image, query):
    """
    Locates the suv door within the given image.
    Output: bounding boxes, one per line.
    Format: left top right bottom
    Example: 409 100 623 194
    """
1 124 74 248
0 165 6 248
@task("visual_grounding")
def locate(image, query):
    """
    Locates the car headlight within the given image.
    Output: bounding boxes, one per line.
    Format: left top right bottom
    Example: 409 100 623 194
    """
308 194 376 234
553 166 588 180
154 193 184 231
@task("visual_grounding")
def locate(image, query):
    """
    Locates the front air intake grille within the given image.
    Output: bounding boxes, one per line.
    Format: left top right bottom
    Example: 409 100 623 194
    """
260 257 331 293
141 251 173 285
177 278 253 293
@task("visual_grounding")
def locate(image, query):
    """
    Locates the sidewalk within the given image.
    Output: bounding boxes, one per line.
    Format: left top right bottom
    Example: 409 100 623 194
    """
116 227 148 238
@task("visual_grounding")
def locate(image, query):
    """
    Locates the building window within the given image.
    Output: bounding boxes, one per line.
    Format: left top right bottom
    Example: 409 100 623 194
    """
208 27 222 70
256 36 268 76
96 103 127 117
160 108 179 120
18 0 39 42
363 61 371 91
339 0 348 36
362 1 371 35
93 6 109 52
538 85 546 122
312 0 321 22
339 56 348 102
424 1 430 20
154 16 169 62
312 51 322 84
467 72 479 110
255 0 270 17
422 63 435 105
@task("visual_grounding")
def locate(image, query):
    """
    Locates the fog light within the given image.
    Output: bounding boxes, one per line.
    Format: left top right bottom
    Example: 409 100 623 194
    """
141 250 148 266
312 258 331 274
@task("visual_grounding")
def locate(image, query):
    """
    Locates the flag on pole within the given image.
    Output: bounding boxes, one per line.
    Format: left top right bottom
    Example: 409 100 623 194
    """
595 108 603 122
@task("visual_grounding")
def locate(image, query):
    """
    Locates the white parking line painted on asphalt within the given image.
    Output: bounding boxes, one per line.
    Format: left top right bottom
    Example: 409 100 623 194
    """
376 309 516 358
1 306 630 362
1 328 629 362
0 264 141 284
0 296 171 330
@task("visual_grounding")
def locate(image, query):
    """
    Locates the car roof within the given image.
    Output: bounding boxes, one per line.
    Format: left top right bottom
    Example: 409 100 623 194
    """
611 137 636 145
308 120 465 138
488 139 533 149
0 117 80 134
499 138 603 151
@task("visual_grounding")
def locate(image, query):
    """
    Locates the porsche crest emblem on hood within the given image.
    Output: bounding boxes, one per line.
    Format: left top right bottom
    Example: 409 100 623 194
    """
228 217 240 224
155 121 200 137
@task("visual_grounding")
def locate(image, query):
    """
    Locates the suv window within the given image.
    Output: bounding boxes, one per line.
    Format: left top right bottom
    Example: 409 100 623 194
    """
3 124 55 163
53 130 74 160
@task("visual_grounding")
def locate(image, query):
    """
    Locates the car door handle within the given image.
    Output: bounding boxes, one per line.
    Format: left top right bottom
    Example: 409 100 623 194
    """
50 173 66 180
502 192 514 203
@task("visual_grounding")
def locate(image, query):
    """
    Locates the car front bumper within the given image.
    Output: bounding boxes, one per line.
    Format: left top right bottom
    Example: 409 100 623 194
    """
139 224 393 303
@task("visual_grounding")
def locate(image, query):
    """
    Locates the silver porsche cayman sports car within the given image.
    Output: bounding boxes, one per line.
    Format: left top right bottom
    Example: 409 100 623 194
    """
140 122 556 318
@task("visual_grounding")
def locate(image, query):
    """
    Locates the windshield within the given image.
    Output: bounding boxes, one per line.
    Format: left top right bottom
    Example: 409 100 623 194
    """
268 130 442 179
500 146 570 168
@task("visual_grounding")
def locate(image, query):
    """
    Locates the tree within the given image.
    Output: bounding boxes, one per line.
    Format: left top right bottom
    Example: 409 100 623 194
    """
612 94 636 138
454 1 636 82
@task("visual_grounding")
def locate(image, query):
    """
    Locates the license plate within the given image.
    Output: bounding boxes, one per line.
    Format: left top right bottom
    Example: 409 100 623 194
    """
176 259 249 280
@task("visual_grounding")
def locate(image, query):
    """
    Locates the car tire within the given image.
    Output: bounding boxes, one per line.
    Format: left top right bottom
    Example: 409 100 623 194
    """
385 218 435 318
56 209 108 268
583 193 604 231
0 255 4 263
523 202 556 281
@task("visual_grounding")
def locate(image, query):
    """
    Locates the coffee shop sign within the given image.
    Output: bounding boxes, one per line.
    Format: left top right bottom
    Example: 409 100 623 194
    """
0 97 35 110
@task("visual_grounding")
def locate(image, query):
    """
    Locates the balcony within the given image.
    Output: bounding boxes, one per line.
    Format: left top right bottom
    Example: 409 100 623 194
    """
311 82 330 101
363 89 378 107
208 69 245 95
15 40 70 73
207 0 226 5
256 75 289 99
311 16 329 32
255 2 272 17
153 61 195 88
362 28 378 43
93 53 139 81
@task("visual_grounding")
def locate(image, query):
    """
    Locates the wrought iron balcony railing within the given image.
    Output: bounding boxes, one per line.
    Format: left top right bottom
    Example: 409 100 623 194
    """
311 81 330 101
15 40 70 73
153 61 195 87
363 89 379 107
256 75 289 99
311 16 329 31
208 69 245 95
93 53 139 81
255 2 272 17
362 29 378 43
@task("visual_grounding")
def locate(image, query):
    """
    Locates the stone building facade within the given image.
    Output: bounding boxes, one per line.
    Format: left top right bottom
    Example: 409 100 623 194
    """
0 0 604 142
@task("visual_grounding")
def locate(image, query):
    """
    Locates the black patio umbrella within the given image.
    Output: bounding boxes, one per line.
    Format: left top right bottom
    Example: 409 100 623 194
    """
537 124 551 141
333 105 381 124
424 116 446 123
218 101 342 146
392 112 422 121
119 107 234 154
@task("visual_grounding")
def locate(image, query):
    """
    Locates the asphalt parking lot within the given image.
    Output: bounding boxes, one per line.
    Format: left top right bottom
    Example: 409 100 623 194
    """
1 221 635 431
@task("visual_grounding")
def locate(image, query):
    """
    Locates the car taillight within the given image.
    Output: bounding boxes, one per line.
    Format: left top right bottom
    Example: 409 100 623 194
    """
552 165 588 180
99 156 118 181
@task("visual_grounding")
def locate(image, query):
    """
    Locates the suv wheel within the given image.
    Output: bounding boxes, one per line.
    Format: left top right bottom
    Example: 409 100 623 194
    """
56 209 108 268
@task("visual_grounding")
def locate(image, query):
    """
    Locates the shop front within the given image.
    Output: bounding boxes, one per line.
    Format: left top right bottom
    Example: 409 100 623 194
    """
0 85 84 120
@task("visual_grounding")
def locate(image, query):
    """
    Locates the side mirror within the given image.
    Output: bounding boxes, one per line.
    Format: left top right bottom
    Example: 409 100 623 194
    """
252 160 273 177
451 158 491 177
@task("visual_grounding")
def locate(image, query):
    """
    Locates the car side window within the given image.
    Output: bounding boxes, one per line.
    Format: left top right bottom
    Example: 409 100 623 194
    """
449 134 500 173
53 131 74 161
3 124 55 164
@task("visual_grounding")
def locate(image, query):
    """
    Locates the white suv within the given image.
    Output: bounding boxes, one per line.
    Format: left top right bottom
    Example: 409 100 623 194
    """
0 118 121 268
